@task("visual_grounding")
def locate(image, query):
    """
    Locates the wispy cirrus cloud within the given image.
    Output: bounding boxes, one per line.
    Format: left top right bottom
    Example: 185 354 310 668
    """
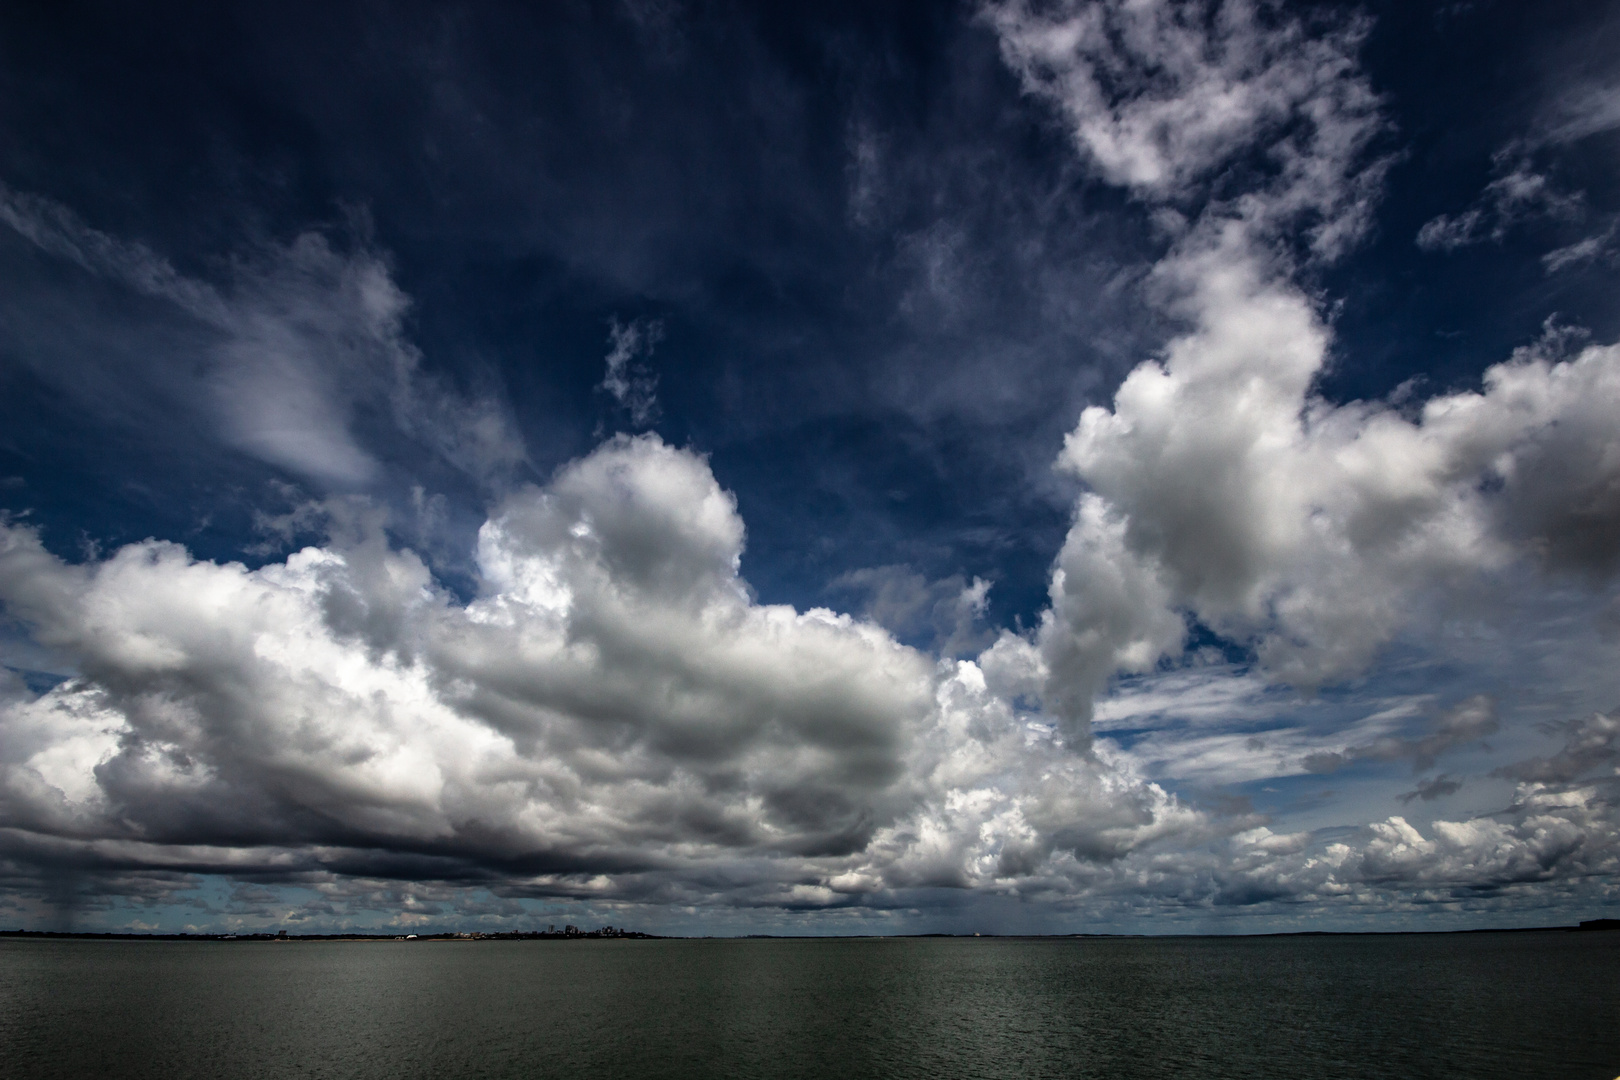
0 184 525 489
600 317 662 428
1419 74 1620 270
1303 696 1499 776
1416 147 1584 253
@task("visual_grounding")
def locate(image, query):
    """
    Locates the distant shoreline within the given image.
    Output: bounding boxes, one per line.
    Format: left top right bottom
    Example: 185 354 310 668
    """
3 920 1616 942
0 930 664 942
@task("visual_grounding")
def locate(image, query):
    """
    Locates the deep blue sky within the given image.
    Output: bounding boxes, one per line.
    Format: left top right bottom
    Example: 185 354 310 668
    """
3 0 1611 631
1 0 1617 934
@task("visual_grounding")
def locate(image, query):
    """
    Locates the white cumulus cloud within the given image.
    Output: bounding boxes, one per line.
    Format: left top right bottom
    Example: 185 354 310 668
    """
0 436 1209 912
984 0 1620 742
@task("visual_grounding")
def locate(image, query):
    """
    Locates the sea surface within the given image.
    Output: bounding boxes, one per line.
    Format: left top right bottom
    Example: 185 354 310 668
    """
1 932 1615 1079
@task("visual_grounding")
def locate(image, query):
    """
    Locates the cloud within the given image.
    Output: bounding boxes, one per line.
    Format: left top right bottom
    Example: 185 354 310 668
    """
986 0 1387 254
1103 690 1493 789
1145 705 1620 913
0 435 1210 911
0 185 525 489
1348 710 1620 892
1303 695 1498 776
1399 775 1462 804
600 317 662 427
1093 664 1283 732
1422 75 1620 270
1414 209 1483 254
828 565 993 657
982 0 1620 746
1541 220 1619 273
1416 148 1584 253
4 2 1619 930
1065 292 1620 643
1493 709 1620 785
966 691 1618 917
6 434 1612 923
1541 82 1620 145
1221 792 1612 907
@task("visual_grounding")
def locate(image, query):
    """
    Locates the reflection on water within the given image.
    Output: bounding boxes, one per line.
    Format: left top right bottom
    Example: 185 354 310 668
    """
1 932 1616 1079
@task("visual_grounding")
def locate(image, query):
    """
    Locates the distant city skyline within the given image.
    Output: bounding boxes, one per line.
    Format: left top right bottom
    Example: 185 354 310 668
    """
1 0 1617 935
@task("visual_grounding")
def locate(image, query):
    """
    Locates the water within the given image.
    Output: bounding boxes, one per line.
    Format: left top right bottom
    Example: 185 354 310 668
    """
1 932 1615 1079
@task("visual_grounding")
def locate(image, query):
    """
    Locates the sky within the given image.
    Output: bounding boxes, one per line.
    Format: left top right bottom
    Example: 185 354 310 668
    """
0 0 1617 936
